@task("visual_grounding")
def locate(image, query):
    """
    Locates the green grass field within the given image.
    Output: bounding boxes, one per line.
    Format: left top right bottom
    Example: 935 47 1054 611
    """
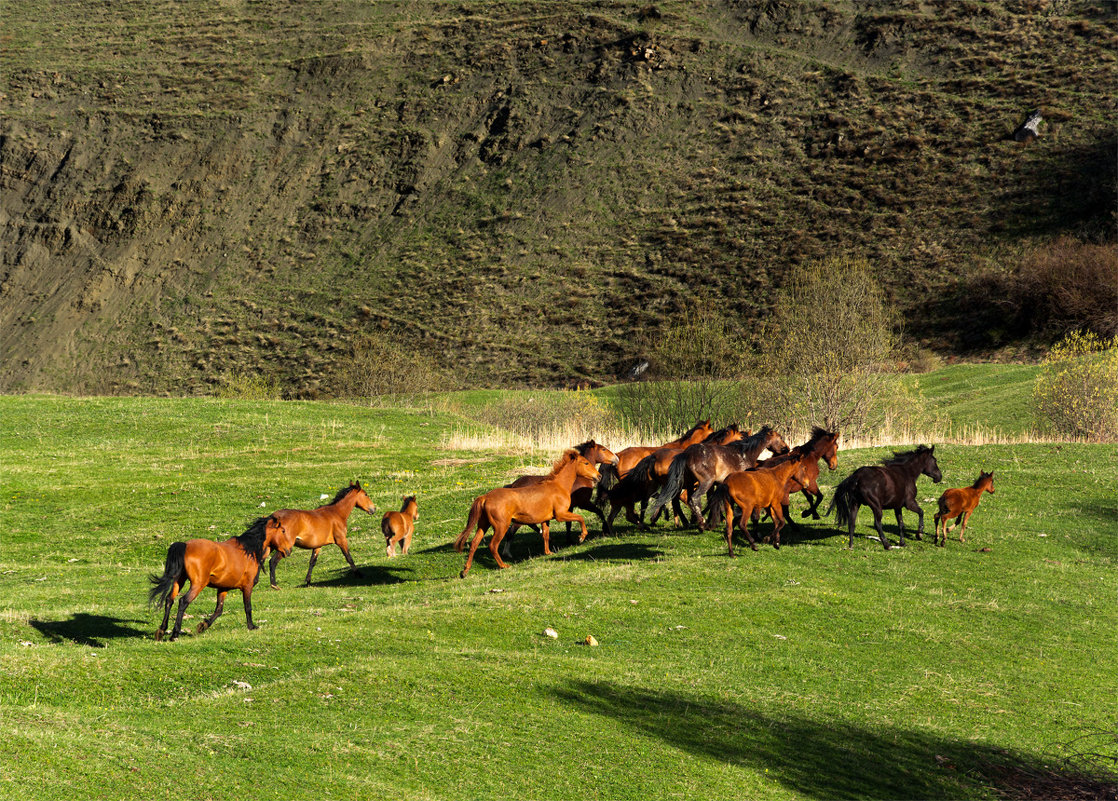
1 378 1115 799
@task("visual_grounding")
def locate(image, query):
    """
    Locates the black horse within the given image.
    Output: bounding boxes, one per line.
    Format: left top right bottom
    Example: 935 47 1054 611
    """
828 445 942 549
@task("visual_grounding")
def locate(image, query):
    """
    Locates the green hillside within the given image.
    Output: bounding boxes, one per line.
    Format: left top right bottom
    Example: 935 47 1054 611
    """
2 1 1115 394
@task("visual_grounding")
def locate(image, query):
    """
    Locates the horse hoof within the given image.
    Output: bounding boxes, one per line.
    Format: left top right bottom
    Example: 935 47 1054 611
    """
154 630 164 642
195 623 207 634
773 543 780 550
270 583 280 590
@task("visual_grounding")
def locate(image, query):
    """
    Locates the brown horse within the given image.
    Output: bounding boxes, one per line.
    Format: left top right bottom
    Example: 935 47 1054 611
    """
934 471 994 546
602 452 662 531
455 449 600 577
267 481 376 587
504 440 618 544
613 420 713 476
382 495 418 557
758 427 840 522
642 425 747 515
708 455 813 555
149 516 287 641
647 425 791 530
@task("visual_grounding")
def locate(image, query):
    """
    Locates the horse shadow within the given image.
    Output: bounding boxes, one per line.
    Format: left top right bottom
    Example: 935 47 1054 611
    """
553 680 1117 800
310 564 413 587
29 614 149 648
560 543 665 562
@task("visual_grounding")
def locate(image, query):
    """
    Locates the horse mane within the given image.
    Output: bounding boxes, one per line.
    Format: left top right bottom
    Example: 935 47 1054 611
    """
803 427 837 454
972 471 992 488
709 424 739 441
573 440 597 455
234 516 271 563
329 482 361 505
881 445 932 466
679 419 709 439
547 449 579 477
730 425 773 454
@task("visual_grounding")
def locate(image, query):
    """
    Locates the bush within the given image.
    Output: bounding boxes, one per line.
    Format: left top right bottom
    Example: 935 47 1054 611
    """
1034 330 1118 441
753 256 905 437
1018 238 1118 338
333 334 447 400
214 370 283 400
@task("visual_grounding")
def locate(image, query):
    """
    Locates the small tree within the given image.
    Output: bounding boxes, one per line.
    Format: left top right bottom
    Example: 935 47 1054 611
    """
754 257 903 437
333 334 447 401
1034 331 1118 441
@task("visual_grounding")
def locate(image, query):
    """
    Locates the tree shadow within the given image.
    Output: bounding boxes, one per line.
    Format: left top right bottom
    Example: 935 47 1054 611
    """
553 680 1117 800
29 614 149 648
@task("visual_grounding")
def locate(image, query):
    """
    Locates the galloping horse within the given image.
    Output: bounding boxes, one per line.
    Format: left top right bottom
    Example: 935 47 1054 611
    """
612 420 713 477
455 449 600 577
602 452 661 531
934 471 994 546
504 440 618 542
647 425 791 530
707 454 813 555
828 445 942 549
267 481 376 587
758 427 840 522
149 515 287 641
382 495 418 557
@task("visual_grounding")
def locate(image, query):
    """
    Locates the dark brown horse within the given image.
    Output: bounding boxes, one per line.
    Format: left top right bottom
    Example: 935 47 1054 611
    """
647 425 791 530
455 449 601 577
382 495 418 557
934 471 994 546
707 454 814 555
612 420 713 477
149 516 287 641
601 451 661 531
829 445 942 549
503 440 618 547
267 481 377 587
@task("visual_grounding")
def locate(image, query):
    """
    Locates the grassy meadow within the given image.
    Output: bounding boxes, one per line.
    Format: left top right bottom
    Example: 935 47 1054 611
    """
1 371 1115 800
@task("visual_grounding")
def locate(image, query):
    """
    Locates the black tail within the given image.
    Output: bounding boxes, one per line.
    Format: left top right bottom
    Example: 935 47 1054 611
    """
828 475 858 530
594 463 620 506
148 542 186 608
707 484 730 530
646 452 686 522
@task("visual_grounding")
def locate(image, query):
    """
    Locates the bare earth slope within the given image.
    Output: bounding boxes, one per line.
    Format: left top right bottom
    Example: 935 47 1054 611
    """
2 1 1115 394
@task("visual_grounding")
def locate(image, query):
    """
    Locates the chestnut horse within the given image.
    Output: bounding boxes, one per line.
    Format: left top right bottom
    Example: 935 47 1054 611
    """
267 481 376 587
934 471 994 546
647 425 791 530
149 515 287 641
828 445 942 550
455 449 600 577
504 440 618 544
758 427 840 522
382 495 418 557
612 420 713 477
708 455 813 555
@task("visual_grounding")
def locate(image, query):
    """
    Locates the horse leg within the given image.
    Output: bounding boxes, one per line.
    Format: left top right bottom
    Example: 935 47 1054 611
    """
334 532 362 575
197 590 226 634
689 481 713 530
540 521 552 555
770 504 785 549
488 517 511 569
170 584 203 641
269 549 283 589
460 523 488 578
958 510 971 543
242 586 258 630
905 497 925 540
872 507 889 550
846 502 860 549
303 547 322 586
893 508 909 546
738 504 758 552
583 500 611 539
402 532 412 555
554 510 589 544
723 500 736 557
155 581 181 641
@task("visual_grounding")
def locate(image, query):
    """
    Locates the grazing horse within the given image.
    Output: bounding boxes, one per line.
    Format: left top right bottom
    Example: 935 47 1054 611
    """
934 471 995 546
612 420 713 477
707 454 813 555
382 495 418 557
267 481 376 587
828 445 942 550
504 440 618 545
149 516 287 641
647 425 791 530
758 427 840 522
455 449 600 577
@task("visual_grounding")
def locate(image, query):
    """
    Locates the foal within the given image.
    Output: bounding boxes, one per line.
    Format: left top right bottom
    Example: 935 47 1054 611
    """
933 471 995 546
382 495 418 557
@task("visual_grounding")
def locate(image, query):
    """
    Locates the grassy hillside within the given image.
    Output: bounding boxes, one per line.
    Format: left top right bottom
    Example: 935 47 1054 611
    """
1 388 1115 799
1 1 1115 394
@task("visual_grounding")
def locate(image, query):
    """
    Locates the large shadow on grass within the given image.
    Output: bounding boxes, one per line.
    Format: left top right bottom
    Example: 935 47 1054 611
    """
554 680 1117 800
560 542 665 562
29 614 149 647
307 564 414 587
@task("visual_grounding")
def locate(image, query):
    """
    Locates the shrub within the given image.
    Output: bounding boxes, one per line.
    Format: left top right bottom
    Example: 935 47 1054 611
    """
1034 330 1118 441
753 256 906 437
1018 238 1118 338
333 334 447 400
214 370 283 400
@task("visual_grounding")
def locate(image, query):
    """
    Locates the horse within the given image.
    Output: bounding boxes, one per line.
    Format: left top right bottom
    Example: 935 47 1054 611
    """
602 452 662 531
757 427 840 522
503 440 618 546
148 515 287 641
828 445 942 550
647 425 791 530
454 449 600 577
382 495 418 557
612 420 713 477
267 481 376 587
707 454 813 555
934 471 994 546
640 425 747 517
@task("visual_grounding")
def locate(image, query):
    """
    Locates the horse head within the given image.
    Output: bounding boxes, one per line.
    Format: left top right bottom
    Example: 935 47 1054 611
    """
921 446 943 483
765 429 791 457
349 481 377 514
574 454 602 484
979 471 995 494
263 515 292 557
822 430 840 470
579 439 619 467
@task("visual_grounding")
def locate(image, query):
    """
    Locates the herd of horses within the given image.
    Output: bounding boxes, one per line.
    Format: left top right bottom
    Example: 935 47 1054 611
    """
148 420 995 640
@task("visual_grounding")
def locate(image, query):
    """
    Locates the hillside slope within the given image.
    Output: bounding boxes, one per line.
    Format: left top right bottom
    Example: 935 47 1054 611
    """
2 1 1115 394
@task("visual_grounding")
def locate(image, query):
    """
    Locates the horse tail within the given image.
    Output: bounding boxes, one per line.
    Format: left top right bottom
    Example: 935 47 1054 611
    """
828 474 858 529
148 541 187 608
646 453 686 522
707 483 729 530
597 463 620 492
454 497 486 552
